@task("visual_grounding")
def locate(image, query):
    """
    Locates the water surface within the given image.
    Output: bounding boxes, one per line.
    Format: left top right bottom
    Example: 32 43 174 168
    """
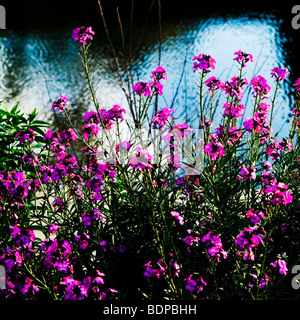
0 11 294 138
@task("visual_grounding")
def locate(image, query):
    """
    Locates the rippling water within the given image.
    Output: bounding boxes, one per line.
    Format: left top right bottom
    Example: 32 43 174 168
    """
0 12 293 138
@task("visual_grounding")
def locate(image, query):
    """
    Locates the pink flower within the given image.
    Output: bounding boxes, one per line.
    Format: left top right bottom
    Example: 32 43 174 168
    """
205 76 225 92
271 67 290 82
72 26 95 45
222 102 245 119
51 96 69 112
233 50 254 67
106 104 126 122
150 81 164 95
132 81 152 96
293 78 300 91
170 211 184 225
151 66 167 81
182 235 199 246
270 259 288 275
16 128 36 145
246 209 265 224
184 274 207 292
278 259 288 275
264 182 293 205
237 165 256 182
193 53 216 73
204 141 225 161
152 107 175 130
129 147 153 169
250 75 271 98
201 232 227 261
82 123 99 140
224 76 248 100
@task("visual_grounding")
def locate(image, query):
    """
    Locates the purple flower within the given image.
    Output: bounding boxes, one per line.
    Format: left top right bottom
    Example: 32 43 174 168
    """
246 209 265 224
204 141 225 161
151 81 164 96
193 53 216 73
116 141 132 153
201 232 227 261
51 96 69 112
152 107 175 130
106 104 126 122
82 123 99 140
83 111 100 124
264 182 293 206
16 128 36 145
170 211 184 225
293 78 300 91
237 165 256 182
271 67 290 82
129 147 153 170
235 226 265 261
184 274 207 293
151 66 167 81
49 223 61 234
20 277 39 296
250 75 271 98
205 76 225 92
55 262 69 273
270 259 288 275
72 26 95 45
132 81 152 97
233 50 253 67
182 234 200 246
222 102 245 119
224 76 248 100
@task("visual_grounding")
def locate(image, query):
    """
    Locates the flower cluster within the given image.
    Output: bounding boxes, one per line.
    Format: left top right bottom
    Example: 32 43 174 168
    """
249 273 269 290
204 133 225 161
143 258 166 278
60 271 117 300
133 66 167 97
245 208 265 224
192 53 216 73
16 128 36 145
243 102 270 143
0 170 35 207
152 107 175 130
201 231 227 262
235 226 266 261
72 26 95 45
222 102 245 119
271 67 290 82
237 165 256 182
51 96 69 112
82 105 126 139
129 147 153 170
250 75 271 98
1 29 299 301
270 259 288 275
224 76 248 101
233 50 253 68
170 210 184 225
81 209 104 227
263 182 293 206
205 76 225 92
184 274 207 293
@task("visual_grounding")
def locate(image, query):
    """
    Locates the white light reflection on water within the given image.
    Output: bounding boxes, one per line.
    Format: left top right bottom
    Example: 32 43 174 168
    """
0 12 292 137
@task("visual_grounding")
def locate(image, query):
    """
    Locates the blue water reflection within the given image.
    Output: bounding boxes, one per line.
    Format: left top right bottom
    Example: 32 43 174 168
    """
0 12 293 138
